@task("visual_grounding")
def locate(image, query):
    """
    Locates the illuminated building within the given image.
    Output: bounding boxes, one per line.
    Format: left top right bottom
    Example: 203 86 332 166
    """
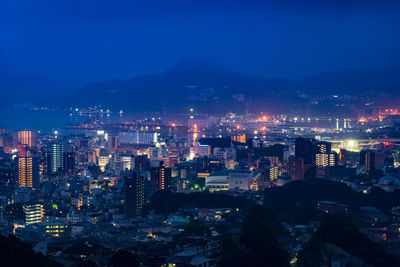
197 172 211 178
17 130 36 148
316 153 337 168
71 195 83 210
267 165 278 181
23 203 44 225
0 134 13 153
329 153 337 166
193 124 199 142
66 210 83 224
316 153 327 167
118 131 157 145
124 171 144 217
177 178 187 192
360 150 376 173
14 157 39 189
46 143 64 174
317 142 332 154
41 222 67 237
150 161 171 192
17 144 28 157
289 157 304 181
315 141 336 168
205 171 229 192
258 157 279 168
111 136 119 150
339 149 347 164
229 170 254 191
257 157 278 184
190 144 211 159
231 134 246 144
255 165 278 190
213 147 236 161
115 153 134 171
365 151 376 173
98 150 111 172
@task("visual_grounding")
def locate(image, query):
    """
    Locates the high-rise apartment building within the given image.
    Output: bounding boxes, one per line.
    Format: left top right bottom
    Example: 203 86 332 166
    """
63 151 75 175
46 143 64 174
124 171 145 217
14 157 39 189
365 150 376 173
23 203 44 224
17 130 36 148
360 150 376 173
151 161 171 192
315 141 336 168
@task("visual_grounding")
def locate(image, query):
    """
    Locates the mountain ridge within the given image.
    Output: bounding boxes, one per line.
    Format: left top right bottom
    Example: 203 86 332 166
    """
5 61 400 115
57 61 400 115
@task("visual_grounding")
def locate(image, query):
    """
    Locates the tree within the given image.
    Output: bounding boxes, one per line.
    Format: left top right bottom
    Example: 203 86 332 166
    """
222 206 290 267
88 164 101 178
184 219 209 236
0 234 61 266
297 213 400 267
108 250 139 267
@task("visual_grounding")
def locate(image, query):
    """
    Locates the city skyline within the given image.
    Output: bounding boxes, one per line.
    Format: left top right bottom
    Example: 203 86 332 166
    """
1 1 400 266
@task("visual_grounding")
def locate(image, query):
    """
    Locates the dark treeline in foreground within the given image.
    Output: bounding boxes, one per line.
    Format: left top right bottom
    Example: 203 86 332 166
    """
151 190 255 216
265 178 400 210
0 234 61 266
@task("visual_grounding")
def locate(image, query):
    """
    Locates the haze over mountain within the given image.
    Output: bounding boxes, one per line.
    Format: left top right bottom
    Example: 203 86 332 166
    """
51 61 400 116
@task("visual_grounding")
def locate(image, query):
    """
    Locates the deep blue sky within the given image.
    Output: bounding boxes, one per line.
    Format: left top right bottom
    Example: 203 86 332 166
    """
1 0 400 92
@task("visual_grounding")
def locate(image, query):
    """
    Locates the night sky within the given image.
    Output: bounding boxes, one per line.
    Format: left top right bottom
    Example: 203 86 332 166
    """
1 0 400 92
